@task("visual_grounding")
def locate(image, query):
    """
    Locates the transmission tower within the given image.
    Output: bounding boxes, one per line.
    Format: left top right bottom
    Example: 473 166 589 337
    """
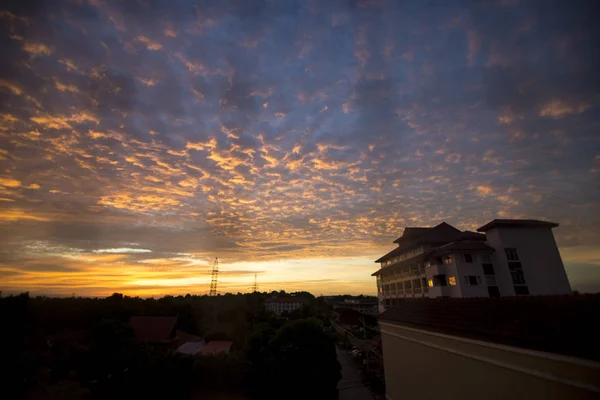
209 257 219 296
249 273 258 293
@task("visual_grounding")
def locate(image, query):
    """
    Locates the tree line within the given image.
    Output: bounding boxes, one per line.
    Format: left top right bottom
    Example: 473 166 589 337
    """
1 291 341 399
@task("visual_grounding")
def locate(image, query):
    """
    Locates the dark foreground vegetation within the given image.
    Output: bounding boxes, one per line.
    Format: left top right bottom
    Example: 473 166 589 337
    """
1 291 341 399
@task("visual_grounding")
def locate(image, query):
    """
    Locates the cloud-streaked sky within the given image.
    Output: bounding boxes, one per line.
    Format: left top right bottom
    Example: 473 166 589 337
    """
1 0 599 296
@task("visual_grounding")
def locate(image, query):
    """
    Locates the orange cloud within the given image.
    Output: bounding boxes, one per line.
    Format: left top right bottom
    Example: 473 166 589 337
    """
539 99 590 118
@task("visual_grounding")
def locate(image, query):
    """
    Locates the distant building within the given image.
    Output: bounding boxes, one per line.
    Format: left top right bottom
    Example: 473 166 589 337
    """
333 298 378 315
378 296 600 400
373 219 572 312
265 297 309 315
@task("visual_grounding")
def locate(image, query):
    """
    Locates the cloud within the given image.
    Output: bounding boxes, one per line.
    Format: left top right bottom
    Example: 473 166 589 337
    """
0 0 598 295
93 248 152 254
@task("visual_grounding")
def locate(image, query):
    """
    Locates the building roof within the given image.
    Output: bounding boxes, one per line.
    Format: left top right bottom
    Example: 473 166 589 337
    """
378 222 463 263
176 341 206 356
129 316 177 343
476 219 559 232
200 340 233 356
429 240 495 258
393 227 430 243
379 295 600 361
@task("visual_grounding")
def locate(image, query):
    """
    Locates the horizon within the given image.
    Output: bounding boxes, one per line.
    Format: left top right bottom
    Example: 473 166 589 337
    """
1 0 600 296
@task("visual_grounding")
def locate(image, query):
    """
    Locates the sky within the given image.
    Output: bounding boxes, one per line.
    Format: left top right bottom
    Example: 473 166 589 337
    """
1 0 599 297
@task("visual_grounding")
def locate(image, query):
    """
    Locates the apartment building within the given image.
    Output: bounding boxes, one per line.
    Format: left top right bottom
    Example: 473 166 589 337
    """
373 219 572 312
265 297 309 315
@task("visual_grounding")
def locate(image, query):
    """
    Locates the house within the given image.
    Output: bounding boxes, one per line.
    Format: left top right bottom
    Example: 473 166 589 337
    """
265 297 309 315
200 340 233 356
332 307 364 327
378 295 600 400
373 219 572 312
129 316 178 344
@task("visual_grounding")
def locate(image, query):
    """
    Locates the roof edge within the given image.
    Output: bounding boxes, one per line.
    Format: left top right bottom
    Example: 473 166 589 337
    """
477 219 559 232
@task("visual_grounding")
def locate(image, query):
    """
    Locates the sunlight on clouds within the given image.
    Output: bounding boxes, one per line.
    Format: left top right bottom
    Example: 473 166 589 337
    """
539 100 590 118
94 248 152 254
0 0 599 295
0 177 21 188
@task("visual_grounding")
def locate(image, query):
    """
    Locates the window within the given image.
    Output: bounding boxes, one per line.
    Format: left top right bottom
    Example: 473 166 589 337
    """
442 255 454 264
433 274 447 287
448 276 457 286
427 279 434 288
508 262 527 285
481 254 492 263
514 286 530 295
482 263 495 275
505 248 519 261
463 253 474 263
487 286 500 297
510 270 526 285
465 275 480 286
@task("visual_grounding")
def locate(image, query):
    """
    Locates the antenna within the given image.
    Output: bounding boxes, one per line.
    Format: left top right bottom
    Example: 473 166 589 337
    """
250 273 258 293
209 257 219 296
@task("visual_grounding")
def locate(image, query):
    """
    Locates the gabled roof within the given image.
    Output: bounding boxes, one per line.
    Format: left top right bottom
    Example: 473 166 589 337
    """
477 219 559 232
200 340 232 355
393 227 430 243
376 222 462 263
379 295 600 362
129 316 177 343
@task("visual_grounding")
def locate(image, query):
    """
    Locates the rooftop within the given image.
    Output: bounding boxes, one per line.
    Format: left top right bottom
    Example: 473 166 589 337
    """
200 340 233 356
129 316 177 343
476 219 559 232
176 341 206 356
379 295 600 362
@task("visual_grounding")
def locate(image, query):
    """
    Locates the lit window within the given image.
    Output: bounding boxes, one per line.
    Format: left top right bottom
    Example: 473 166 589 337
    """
427 279 433 287
448 276 457 286
442 255 454 264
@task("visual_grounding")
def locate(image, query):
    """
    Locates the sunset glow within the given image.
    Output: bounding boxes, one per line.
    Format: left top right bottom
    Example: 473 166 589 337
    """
1 0 599 296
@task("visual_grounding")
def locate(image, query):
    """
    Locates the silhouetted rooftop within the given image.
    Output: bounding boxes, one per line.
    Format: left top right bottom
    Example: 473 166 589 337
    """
379 295 600 361
129 316 177 343
476 219 559 232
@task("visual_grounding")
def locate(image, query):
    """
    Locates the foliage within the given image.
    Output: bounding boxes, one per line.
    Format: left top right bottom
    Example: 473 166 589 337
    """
1 291 339 399
245 318 341 399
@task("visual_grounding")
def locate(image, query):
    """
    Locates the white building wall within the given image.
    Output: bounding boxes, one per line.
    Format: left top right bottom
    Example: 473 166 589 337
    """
485 228 517 296
455 260 490 298
484 227 572 295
